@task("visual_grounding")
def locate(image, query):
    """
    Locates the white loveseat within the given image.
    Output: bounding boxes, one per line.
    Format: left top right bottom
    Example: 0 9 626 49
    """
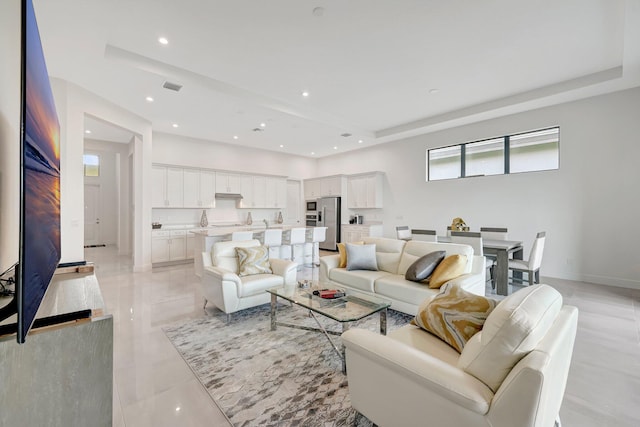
343 284 578 427
201 239 298 321
319 237 486 315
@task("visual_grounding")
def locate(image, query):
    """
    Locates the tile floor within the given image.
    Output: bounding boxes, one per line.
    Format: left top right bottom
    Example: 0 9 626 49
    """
87 246 640 427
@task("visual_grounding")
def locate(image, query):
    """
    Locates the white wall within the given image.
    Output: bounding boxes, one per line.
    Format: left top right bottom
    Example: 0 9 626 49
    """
51 79 152 271
152 132 317 180
317 87 640 289
0 0 21 273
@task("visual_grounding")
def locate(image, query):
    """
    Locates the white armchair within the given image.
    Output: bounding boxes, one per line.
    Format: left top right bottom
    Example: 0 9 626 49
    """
343 284 578 427
201 239 298 322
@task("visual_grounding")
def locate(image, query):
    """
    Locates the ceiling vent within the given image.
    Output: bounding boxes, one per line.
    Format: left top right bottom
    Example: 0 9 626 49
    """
252 127 264 132
341 133 352 137
162 81 183 92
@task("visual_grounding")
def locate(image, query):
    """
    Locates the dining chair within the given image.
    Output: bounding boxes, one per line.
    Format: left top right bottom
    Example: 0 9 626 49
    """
508 232 546 287
396 226 412 241
480 227 508 240
411 229 437 242
450 231 494 286
480 227 508 285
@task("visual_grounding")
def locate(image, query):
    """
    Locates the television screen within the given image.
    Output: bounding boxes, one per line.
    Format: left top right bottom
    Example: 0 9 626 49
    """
17 0 61 344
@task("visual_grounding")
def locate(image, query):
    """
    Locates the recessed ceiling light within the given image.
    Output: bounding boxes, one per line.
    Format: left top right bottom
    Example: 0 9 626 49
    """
233 135 239 140
311 152 315 155
172 123 179 128
279 144 284 148
260 122 266 128
358 139 363 144
145 96 154 102
302 91 309 97
333 146 338 150
429 88 439 94
85 130 91 134
158 37 169 45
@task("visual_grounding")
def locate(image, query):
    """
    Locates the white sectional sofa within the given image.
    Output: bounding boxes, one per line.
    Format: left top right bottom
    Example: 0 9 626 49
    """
319 237 486 315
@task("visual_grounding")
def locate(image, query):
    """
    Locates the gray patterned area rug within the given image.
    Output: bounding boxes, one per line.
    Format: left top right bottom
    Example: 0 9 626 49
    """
163 303 413 426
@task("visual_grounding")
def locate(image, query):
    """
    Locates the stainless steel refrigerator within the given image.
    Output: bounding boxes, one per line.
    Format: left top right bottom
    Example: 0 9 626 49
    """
317 196 341 251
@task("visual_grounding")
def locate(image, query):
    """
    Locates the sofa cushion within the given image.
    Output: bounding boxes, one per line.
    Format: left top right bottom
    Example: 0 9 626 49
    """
374 275 440 306
457 284 563 392
329 268 390 293
337 241 364 268
346 243 378 271
398 241 474 276
411 283 498 353
213 239 261 274
363 237 406 274
236 246 272 276
405 251 446 282
428 254 468 289
239 274 283 297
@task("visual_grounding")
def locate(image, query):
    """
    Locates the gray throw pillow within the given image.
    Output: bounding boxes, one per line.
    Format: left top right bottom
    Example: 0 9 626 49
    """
405 250 446 282
346 243 378 271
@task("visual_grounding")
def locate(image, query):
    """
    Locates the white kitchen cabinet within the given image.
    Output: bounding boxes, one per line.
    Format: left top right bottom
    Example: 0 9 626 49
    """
152 165 184 207
152 230 187 263
304 179 322 200
341 224 383 243
183 169 201 208
321 176 343 197
199 170 216 208
186 234 195 259
252 175 267 208
347 172 384 209
239 175 254 208
216 172 241 194
265 177 287 208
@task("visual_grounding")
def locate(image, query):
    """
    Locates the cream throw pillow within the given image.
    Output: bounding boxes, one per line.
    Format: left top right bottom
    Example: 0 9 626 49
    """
235 246 272 276
428 254 467 288
412 283 497 353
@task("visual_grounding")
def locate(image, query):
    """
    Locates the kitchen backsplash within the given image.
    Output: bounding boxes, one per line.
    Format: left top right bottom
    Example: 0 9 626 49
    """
152 199 283 226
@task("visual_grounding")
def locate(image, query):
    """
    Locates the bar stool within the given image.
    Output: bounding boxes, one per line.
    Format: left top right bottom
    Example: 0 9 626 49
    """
305 227 327 268
230 231 254 241
281 227 307 267
261 229 283 260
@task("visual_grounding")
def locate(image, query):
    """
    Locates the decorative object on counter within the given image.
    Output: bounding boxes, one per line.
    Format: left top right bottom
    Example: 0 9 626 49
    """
200 210 208 227
152 222 162 229
277 211 283 224
450 217 469 231
247 211 253 225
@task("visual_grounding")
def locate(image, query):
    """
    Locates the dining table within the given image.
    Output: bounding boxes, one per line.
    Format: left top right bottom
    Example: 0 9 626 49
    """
438 236 523 296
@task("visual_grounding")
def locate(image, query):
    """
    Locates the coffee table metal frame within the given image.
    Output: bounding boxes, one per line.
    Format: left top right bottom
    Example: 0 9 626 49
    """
267 285 391 373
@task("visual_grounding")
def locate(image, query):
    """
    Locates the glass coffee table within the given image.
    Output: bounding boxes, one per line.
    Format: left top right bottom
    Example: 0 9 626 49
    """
267 283 391 373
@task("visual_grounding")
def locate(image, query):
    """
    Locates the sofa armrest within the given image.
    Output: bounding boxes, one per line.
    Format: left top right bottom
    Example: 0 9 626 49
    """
270 258 298 285
343 328 493 414
320 254 340 282
203 265 242 287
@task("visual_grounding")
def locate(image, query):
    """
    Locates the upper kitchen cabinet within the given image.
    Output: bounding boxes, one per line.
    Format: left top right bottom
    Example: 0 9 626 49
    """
265 177 287 208
304 179 321 200
184 168 216 208
304 175 346 200
152 165 184 208
347 172 384 209
215 171 241 194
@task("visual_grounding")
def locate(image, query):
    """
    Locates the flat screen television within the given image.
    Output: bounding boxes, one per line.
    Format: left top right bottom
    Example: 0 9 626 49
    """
0 0 61 344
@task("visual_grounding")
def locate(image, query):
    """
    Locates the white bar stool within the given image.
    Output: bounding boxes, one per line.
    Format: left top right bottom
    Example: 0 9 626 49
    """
230 231 254 241
261 229 283 259
281 227 307 267
305 227 327 268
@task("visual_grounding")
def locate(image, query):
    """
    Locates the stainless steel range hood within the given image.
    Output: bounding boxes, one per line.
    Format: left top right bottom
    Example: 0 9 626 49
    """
215 193 243 200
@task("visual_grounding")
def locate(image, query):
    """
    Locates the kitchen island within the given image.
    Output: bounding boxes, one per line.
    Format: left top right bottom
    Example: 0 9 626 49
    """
190 224 313 277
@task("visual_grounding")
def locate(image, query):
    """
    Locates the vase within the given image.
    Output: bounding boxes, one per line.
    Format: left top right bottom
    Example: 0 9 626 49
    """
247 212 252 225
277 211 283 224
200 210 208 227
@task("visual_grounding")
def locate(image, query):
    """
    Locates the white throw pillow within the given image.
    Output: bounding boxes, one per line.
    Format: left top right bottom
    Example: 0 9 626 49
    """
346 243 378 271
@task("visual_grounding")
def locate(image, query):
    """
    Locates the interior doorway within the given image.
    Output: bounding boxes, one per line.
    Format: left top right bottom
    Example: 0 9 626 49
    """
84 183 101 246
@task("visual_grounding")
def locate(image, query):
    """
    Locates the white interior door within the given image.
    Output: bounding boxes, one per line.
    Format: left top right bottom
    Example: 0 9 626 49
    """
84 183 101 246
